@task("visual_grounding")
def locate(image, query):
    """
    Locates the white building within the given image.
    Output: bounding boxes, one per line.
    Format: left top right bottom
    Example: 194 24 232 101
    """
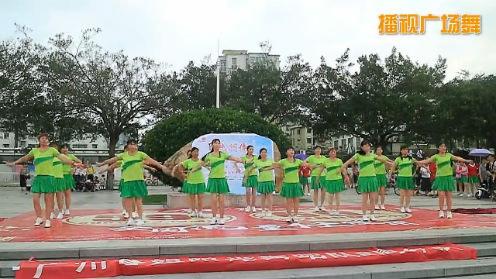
218 50 280 74
0 131 128 162
330 134 362 154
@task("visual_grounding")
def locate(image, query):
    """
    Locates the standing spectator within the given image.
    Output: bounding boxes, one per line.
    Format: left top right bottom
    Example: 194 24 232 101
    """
420 164 431 195
466 161 479 198
428 162 437 196
19 165 30 192
486 155 496 196
455 162 468 197
86 163 95 182
298 164 311 196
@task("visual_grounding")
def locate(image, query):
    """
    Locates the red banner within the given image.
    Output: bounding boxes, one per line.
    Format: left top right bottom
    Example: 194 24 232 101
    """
15 244 476 279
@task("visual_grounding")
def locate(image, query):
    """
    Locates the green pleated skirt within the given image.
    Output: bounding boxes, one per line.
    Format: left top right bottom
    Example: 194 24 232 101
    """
299 176 309 185
376 174 388 187
310 176 324 189
358 176 379 193
457 176 468 183
397 176 415 190
325 179 345 193
468 176 480 184
63 174 75 190
257 181 275 194
120 180 148 198
206 178 230 194
183 182 206 194
280 182 303 198
433 176 456 192
53 177 66 192
243 175 258 188
118 179 124 191
31 175 57 193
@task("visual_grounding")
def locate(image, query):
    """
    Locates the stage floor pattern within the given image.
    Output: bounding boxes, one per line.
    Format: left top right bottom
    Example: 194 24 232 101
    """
1 206 496 242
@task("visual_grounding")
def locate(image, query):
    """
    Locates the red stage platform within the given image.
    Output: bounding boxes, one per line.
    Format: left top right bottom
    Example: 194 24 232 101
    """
1 206 496 242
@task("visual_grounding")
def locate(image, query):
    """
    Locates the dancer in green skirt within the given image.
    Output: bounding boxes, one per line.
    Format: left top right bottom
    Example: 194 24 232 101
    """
50 142 75 220
418 143 472 219
305 146 327 212
59 144 81 217
342 140 392 222
275 147 310 223
7 133 81 228
175 147 206 218
374 146 389 210
99 139 166 226
241 145 258 213
245 148 278 217
391 146 420 213
203 139 243 225
318 147 350 215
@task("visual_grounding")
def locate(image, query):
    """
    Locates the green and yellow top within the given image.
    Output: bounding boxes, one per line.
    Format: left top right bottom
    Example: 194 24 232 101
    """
395 156 415 177
352 153 378 177
255 159 275 182
204 152 230 179
306 155 327 177
278 158 303 184
431 153 454 177
324 158 344 181
181 158 204 184
242 155 258 177
116 151 150 182
28 147 60 176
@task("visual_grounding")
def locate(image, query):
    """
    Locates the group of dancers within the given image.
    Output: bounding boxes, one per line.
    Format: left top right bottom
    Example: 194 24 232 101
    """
8 133 473 228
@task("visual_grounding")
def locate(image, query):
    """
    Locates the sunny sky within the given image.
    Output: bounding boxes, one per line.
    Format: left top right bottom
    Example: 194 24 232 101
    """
1 0 494 79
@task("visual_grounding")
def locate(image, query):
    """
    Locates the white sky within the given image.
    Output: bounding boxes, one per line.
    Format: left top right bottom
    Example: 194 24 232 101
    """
1 0 494 79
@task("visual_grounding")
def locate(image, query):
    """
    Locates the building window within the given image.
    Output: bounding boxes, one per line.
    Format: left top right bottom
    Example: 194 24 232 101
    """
3 133 9 139
231 57 237 69
297 129 301 135
307 128 312 133
307 138 312 144
3 144 9 148
20 141 26 147
334 140 339 147
72 144 88 149
92 144 98 149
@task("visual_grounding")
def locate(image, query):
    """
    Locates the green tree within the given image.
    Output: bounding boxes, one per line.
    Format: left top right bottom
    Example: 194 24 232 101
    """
143 108 290 161
0 30 46 147
45 29 175 188
312 48 446 149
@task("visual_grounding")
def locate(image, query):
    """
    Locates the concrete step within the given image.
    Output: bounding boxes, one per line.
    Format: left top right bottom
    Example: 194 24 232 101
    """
2 229 496 260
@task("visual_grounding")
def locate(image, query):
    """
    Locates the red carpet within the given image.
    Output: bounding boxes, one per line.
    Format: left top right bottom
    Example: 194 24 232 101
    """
452 208 496 214
1 206 496 242
14 243 477 279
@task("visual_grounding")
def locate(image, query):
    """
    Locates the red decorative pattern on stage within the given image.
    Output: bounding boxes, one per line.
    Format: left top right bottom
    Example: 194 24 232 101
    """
1 206 496 242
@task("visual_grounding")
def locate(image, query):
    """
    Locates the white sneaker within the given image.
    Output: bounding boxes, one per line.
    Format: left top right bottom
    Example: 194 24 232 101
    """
292 216 299 223
186 208 193 214
287 216 293 223
44 220 51 228
405 208 412 213
438 211 445 218
132 212 139 218
126 218 135 226
56 212 64 220
197 211 205 218
135 219 145 226
261 210 266 216
245 206 251 212
266 211 272 217
400 207 406 213
458 193 464 197
335 210 340 215
370 215 377 221
251 207 257 213
218 218 225 225
374 205 380 210
319 206 324 211
446 211 453 219
50 212 55 219
362 215 369 222
123 211 130 219
380 204 386 210
467 194 472 198
210 218 218 225
34 217 43 226
189 211 197 218
313 206 320 212
64 209 70 216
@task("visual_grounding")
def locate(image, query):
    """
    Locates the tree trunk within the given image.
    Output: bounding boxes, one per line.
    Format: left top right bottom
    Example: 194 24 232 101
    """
105 135 118 190
14 127 19 148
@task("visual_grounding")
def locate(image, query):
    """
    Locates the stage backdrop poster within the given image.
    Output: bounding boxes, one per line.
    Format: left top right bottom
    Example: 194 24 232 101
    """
191 133 275 195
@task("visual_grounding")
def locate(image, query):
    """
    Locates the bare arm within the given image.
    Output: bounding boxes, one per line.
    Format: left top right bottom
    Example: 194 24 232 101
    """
417 157 435 165
144 157 167 173
97 157 119 167
8 154 34 166
452 155 472 164
228 156 243 164
341 157 356 172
